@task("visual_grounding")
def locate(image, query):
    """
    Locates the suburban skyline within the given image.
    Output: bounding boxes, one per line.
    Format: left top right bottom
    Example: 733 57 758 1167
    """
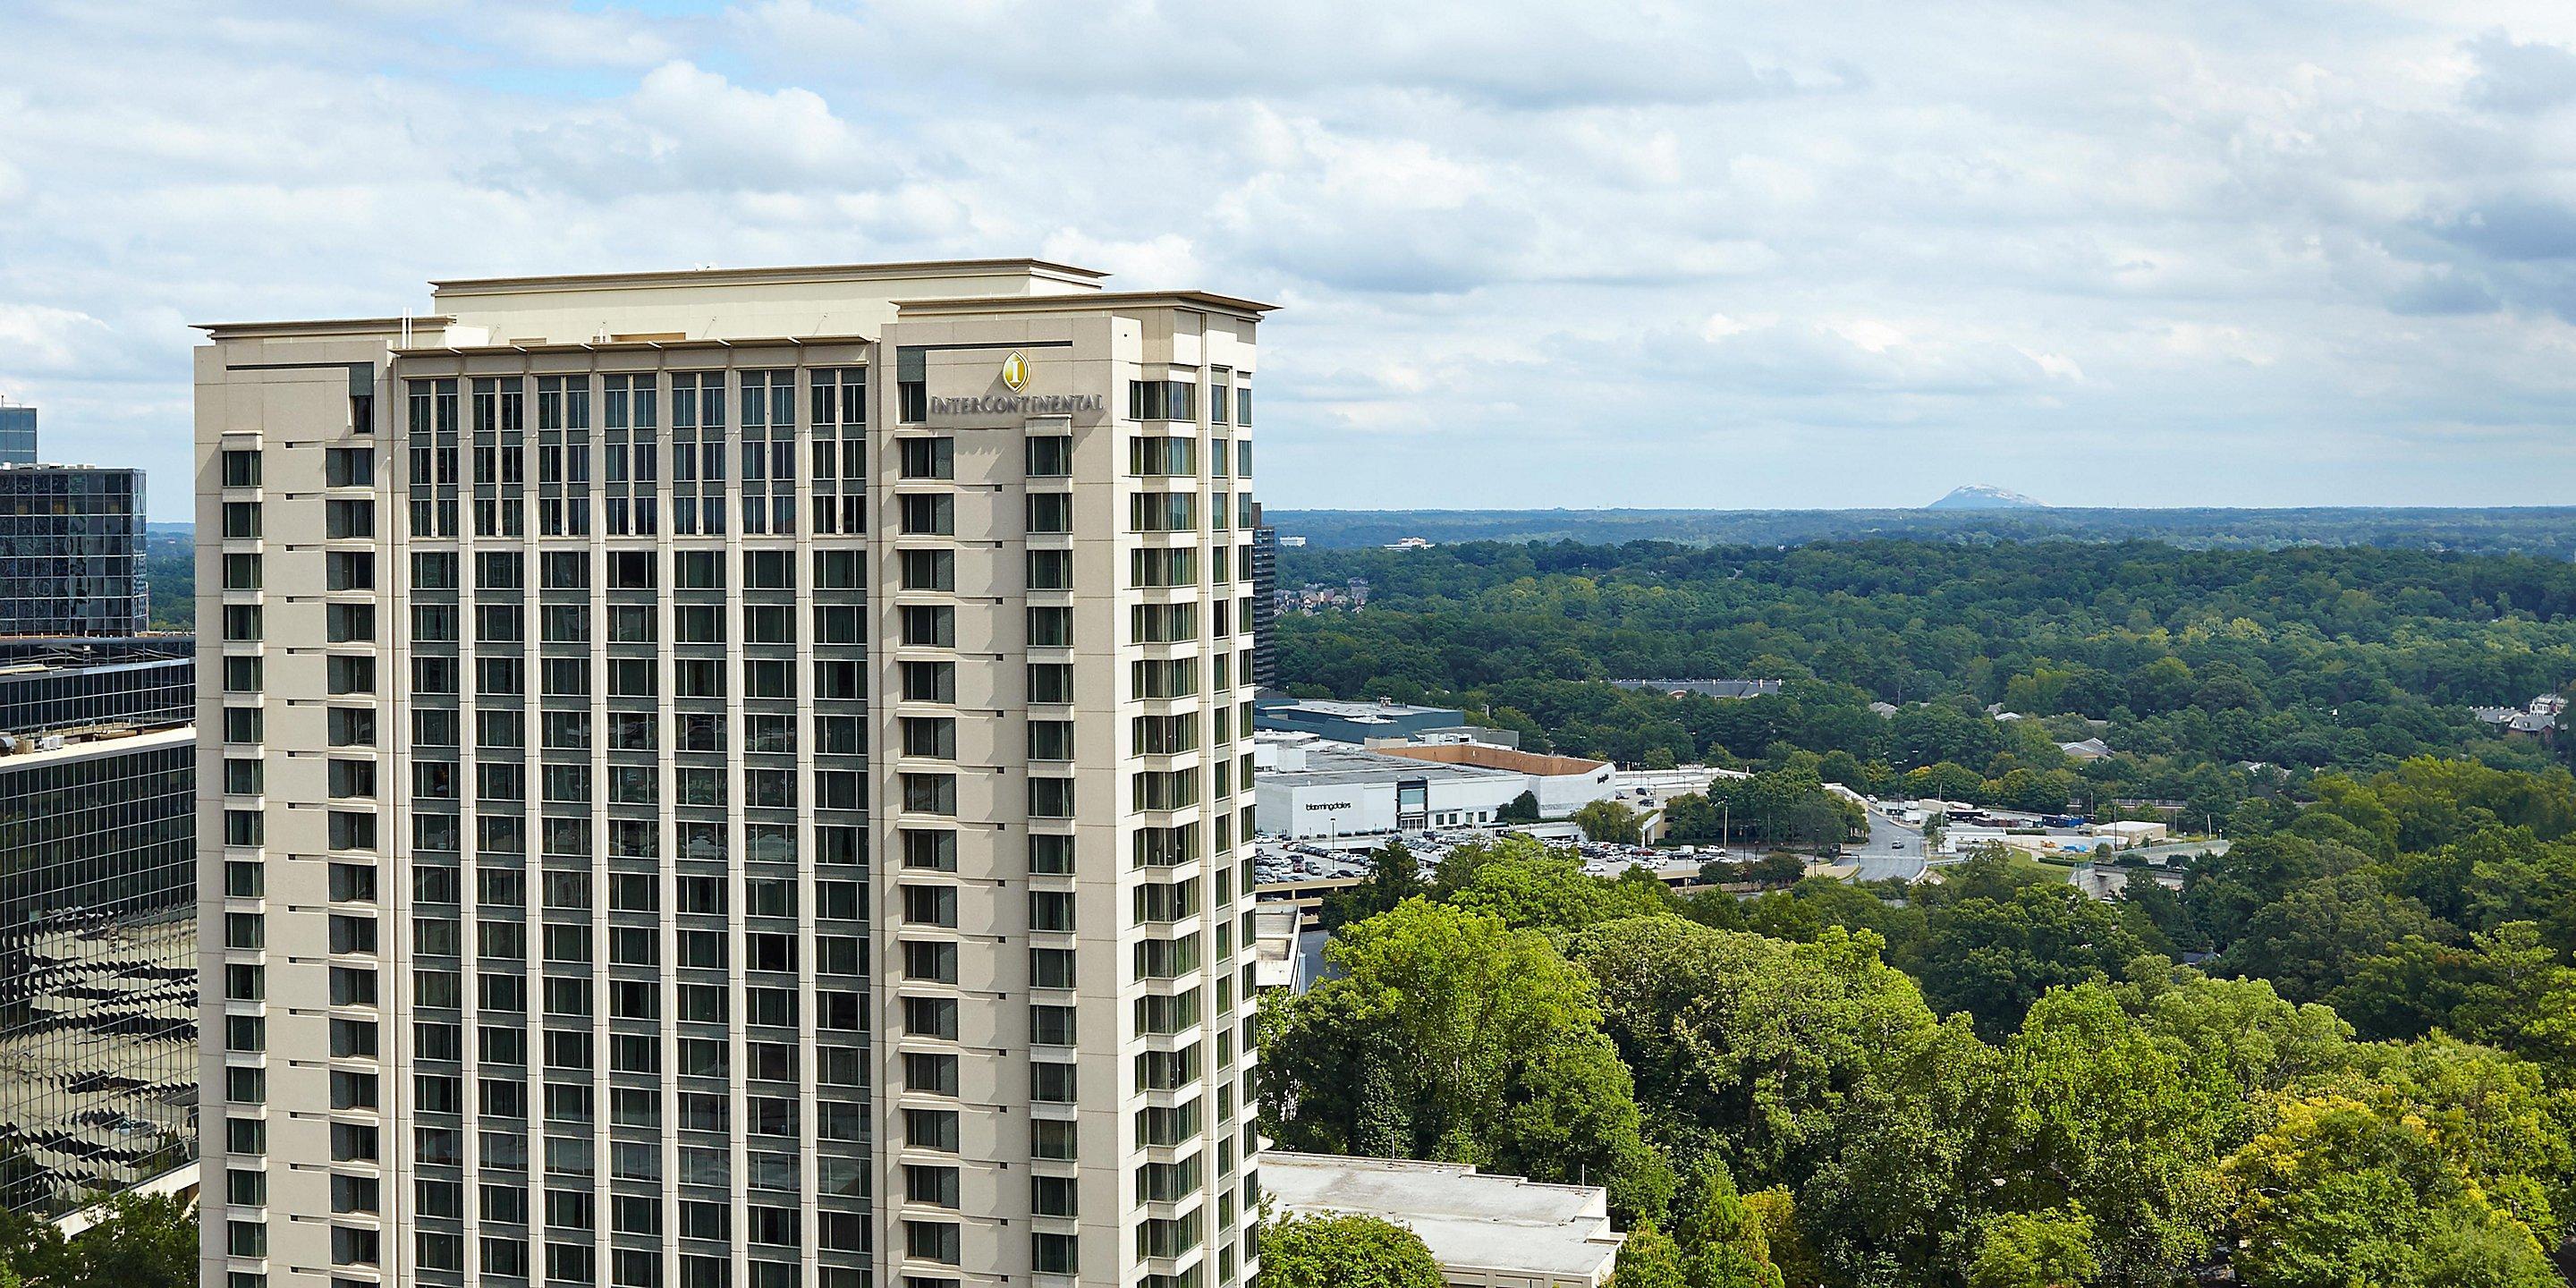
11 0 2576 518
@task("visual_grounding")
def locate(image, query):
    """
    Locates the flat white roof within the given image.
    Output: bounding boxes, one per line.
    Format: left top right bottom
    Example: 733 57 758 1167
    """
1265 1151 1623 1282
1264 741 1523 789
1265 698 1461 721
0 724 192 768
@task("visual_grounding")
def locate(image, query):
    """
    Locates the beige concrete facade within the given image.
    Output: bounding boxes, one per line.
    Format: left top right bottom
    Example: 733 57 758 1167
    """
195 261 1267 1288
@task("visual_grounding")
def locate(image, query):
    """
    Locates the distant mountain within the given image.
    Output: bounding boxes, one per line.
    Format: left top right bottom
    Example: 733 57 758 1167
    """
1926 485 2046 510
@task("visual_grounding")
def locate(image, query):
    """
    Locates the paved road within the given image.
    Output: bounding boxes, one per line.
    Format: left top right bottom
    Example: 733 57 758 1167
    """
1847 803 1929 883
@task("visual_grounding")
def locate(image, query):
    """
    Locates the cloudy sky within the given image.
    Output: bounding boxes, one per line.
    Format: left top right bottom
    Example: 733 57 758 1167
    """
8 0 2576 518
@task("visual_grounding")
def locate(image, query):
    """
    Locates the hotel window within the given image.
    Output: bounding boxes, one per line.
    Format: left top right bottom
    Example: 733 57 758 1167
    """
1029 606 1072 647
1028 491 1072 534
902 717 957 759
897 348 928 422
1133 714 1195 755
901 662 955 703
901 550 955 592
906 1109 960 1153
1027 435 1072 477
1128 379 1197 422
1031 834 1075 875
1131 657 1197 699
899 492 954 535
1130 492 1195 532
1128 436 1196 477
899 437 953 479
811 367 867 428
1029 777 1075 818
901 606 954 648
1029 663 1073 704
1033 1233 1079 1275
1130 547 1196 588
906 1052 960 1095
902 774 957 815
1032 1118 1078 1160
902 829 958 872
1031 1062 1077 1103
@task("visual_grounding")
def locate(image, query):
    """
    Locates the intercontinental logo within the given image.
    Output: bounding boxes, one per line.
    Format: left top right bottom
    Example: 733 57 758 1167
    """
926 349 1106 419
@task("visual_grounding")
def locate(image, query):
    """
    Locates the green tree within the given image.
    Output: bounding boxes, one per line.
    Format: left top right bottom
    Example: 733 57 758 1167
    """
1996 986 2237 1286
1573 799 1645 845
1257 1213 1446 1288
1261 900 1675 1220
1608 1223 1688 1288
0 1192 198 1288
1437 835 1672 934
2216 871 2443 1004
1672 1158 1784 1288
1967 1207 2097 1288
1322 840 1425 932
2323 1034 2576 1248
1914 885 2148 1038
1570 917 1991 1278
1740 852 1808 888
2221 1096 2559 1288
1499 789 1542 822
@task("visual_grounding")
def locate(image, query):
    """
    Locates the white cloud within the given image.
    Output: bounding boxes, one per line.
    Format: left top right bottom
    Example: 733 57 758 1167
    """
4 0 2576 513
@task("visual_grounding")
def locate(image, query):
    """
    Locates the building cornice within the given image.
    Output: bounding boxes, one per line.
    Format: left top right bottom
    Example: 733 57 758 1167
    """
894 290 1277 321
191 317 448 341
428 258 1108 297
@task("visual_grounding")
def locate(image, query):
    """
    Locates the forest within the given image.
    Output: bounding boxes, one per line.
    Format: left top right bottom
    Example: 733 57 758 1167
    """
1258 535 2576 1285
1274 505 2576 557
1262 774 2576 1286
1275 538 2576 819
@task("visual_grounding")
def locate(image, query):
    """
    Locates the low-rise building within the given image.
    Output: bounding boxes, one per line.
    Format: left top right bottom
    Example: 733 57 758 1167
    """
1256 694 1470 744
1255 735 1528 838
1374 742 1615 816
1264 1152 1624 1288
2097 820 2171 846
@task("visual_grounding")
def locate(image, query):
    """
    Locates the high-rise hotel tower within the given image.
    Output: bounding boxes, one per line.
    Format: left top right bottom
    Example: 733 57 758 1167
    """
194 262 1269 1288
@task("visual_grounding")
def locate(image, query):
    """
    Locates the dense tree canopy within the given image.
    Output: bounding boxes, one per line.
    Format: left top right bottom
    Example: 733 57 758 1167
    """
1260 802 2576 1287
1262 535 2576 1284
1275 538 2576 818
1258 897 1674 1218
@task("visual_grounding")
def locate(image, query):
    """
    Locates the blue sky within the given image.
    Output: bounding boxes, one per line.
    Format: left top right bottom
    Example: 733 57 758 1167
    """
6 0 2576 519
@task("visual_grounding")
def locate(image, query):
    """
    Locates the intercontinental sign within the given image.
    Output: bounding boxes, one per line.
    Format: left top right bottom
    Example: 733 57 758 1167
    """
925 349 1107 419
926 393 1106 417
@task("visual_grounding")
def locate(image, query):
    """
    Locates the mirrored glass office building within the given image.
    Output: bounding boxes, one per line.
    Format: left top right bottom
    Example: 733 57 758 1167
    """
0 721 198 1215
0 401 35 467
0 463 149 637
